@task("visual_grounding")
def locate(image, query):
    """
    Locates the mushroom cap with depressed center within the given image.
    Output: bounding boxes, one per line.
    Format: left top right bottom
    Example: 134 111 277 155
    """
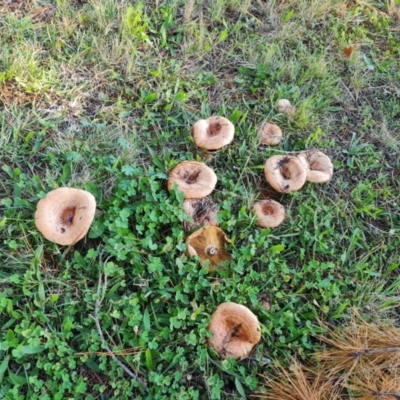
276 99 296 116
258 122 283 146
192 116 234 150
183 197 219 231
168 161 217 199
186 226 231 271
35 187 96 246
264 155 307 193
297 151 333 183
208 302 261 359
253 199 285 228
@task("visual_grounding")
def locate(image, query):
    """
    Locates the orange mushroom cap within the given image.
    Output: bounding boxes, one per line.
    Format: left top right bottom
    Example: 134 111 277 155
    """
186 226 231 271
192 116 234 150
264 155 307 193
258 122 283 146
276 99 296 115
168 161 217 199
253 199 285 228
34 187 96 246
297 151 333 183
208 302 262 359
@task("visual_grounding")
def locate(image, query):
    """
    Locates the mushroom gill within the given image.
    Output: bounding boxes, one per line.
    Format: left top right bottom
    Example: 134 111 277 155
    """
186 226 231 271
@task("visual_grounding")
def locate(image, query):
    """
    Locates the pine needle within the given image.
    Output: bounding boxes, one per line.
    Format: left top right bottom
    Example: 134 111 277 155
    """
253 360 340 400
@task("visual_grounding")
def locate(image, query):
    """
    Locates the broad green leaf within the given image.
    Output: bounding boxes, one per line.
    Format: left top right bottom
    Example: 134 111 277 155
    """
38 281 45 302
63 319 73 334
85 182 101 201
235 378 246 398
50 294 59 304
141 93 157 103
0 355 9 383
0 217 7 230
21 345 46 355
6 330 14 342
219 29 228 42
74 251 86 268
145 348 154 371
143 307 151 331
269 244 285 253
8 370 27 386
85 359 100 373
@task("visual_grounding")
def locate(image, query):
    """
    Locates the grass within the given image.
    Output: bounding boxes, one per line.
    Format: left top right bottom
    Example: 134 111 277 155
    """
1 0 400 398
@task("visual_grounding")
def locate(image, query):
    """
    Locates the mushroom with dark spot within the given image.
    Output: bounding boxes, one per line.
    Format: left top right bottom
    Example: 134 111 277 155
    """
168 161 217 199
264 155 307 193
35 187 96 246
253 199 285 228
207 302 262 359
182 197 219 231
192 116 234 150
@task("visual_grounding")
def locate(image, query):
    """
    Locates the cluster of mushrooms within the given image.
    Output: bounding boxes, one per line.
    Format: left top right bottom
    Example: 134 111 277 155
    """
167 99 333 359
33 99 333 361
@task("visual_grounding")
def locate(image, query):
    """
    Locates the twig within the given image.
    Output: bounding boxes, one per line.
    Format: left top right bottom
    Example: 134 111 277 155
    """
90 272 148 392
364 346 400 355
372 392 400 400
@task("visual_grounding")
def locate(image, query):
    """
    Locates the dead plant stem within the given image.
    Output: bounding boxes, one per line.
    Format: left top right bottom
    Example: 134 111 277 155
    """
91 272 148 392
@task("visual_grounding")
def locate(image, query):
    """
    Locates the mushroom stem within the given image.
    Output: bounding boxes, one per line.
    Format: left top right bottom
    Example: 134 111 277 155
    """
206 245 219 256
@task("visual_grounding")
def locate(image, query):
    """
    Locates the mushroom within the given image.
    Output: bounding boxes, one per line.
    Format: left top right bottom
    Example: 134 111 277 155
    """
297 150 333 183
276 99 296 116
168 161 217 199
253 199 285 228
183 197 219 231
35 187 96 246
258 122 283 146
208 302 262 359
192 116 234 150
264 155 307 193
186 226 231 271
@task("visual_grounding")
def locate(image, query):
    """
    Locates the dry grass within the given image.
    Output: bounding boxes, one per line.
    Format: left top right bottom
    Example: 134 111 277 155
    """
255 310 400 399
345 365 400 400
254 360 341 400
317 312 400 375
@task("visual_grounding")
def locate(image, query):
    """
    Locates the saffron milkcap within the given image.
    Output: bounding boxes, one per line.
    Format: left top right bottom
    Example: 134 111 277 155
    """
258 122 283 146
253 199 285 228
208 302 262 359
168 161 217 199
186 226 231 271
35 187 96 246
297 150 333 183
264 155 307 193
183 197 219 231
192 116 234 150
276 99 296 116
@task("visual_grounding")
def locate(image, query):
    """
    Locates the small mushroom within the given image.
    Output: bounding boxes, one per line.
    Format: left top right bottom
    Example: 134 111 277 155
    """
208 302 262 359
276 99 296 116
183 197 219 231
258 122 283 146
264 155 307 193
297 150 333 183
253 199 285 228
192 116 234 150
168 161 217 199
35 187 96 246
186 226 231 270
260 294 272 311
